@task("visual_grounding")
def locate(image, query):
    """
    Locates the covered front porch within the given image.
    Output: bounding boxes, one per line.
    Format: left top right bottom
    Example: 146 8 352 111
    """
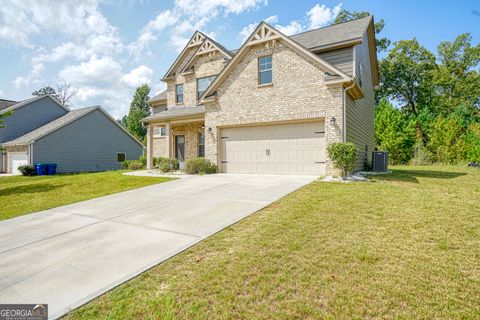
145 113 205 170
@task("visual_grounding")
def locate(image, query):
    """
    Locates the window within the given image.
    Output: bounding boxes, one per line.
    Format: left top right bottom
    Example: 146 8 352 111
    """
258 55 272 85
175 84 184 103
197 75 216 100
198 132 205 157
117 152 126 163
153 127 167 137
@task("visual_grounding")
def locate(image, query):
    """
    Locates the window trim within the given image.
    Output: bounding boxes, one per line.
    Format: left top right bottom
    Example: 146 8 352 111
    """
175 84 184 104
117 152 126 163
198 132 205 157
153 127 167 137
196 75 217 101
258 55 273 85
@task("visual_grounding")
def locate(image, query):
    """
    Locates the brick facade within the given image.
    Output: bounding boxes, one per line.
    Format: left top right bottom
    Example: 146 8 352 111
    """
204 41 344 175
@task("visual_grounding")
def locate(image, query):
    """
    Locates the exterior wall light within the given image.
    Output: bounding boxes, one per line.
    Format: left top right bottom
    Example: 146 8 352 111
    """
330 117 337 125
207 127 213 133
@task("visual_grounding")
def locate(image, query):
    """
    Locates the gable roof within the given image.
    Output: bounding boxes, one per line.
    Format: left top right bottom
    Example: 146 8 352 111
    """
3 106 144 147
201 21 351 100
163 31 206 79
148 90 167 104
290 16 371 51
180 37 233 74
0 95 69 115
0 99 17 112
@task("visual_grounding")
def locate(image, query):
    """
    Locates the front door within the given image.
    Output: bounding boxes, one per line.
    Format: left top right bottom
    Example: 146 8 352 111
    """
175 135 185 169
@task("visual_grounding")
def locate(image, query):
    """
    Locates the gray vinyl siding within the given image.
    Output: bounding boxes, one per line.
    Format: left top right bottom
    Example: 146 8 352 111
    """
33 109 143 173
317 47 354 76
346 32 376 170
0 97 67 143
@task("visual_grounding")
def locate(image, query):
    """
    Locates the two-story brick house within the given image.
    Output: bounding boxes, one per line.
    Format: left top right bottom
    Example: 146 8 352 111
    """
143 16 378 175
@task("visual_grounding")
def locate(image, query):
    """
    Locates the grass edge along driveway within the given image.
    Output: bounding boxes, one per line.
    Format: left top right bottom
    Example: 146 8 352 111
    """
0 171 172 220
66 165 480 320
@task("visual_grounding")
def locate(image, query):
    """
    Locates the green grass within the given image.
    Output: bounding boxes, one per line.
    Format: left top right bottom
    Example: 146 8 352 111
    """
0 171 172 220
67 165 480 319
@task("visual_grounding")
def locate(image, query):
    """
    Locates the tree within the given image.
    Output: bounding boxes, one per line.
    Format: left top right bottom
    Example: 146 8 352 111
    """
334 9 390 52
55 79 78 106
0 111 12 128
125 84 151 142
375 99 415 164
379 39 437 117
32 79 77 106
433 33 480 115
32 86 57 97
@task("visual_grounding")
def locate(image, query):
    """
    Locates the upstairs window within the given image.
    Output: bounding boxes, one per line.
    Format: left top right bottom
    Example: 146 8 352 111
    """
258 55 272 85
175 84 184 103
197 75 216 100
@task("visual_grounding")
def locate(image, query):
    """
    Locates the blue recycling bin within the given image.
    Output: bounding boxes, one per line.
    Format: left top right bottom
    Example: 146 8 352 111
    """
35 164 48 176
47 163 57 175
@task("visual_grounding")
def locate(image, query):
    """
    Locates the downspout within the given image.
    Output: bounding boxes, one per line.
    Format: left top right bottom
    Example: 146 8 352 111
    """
342 81 355 142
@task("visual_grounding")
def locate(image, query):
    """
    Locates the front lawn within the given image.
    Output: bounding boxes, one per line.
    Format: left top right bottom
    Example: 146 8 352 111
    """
68 165 480 319
0 171 172 220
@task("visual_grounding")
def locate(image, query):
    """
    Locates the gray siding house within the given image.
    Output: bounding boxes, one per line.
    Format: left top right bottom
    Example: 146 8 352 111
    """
0 95 144 174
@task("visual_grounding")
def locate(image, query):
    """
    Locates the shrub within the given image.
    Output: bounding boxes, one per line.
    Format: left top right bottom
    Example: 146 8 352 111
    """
154 157 179 173
327 142 357 178
18 165 36 176
127 161 144 170
121 160 131 169
185 158 217 175
139 155 147 166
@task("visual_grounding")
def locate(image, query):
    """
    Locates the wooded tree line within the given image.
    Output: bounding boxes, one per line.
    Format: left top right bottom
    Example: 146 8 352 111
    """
376 30 480 165
337 10 480 165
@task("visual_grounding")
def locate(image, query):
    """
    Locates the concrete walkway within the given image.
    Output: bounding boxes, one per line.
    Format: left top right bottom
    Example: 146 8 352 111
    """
0 173 316 319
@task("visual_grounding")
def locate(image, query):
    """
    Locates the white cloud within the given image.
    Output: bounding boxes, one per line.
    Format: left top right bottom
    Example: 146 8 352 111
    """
13 62 45 88
0 89 4 97
132 0 267 54
59 56 122 85
121 65 154 87
307 3 342 29
239 3 342 42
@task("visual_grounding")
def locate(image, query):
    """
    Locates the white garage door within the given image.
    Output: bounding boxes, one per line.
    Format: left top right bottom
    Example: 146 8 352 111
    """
220 121 325 175
8 152 28 174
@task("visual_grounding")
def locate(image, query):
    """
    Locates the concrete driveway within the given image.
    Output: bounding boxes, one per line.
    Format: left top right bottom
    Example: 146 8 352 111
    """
0 173 316 319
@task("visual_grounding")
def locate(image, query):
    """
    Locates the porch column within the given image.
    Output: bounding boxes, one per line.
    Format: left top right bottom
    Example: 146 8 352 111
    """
146 124 154 170
165 122 171 158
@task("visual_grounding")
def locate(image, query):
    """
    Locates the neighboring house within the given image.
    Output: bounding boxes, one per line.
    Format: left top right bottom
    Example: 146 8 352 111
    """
143 16 378 175
0 95 144 174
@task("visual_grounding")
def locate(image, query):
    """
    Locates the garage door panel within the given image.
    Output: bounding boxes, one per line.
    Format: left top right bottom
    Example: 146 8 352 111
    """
220 121 325 175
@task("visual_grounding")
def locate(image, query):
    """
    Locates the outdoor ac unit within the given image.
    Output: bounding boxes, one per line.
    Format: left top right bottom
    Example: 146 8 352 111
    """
372 151 388 172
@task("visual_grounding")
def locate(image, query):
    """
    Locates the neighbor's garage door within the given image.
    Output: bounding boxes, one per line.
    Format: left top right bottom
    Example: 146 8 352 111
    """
8 152 28 174
220 121 325 175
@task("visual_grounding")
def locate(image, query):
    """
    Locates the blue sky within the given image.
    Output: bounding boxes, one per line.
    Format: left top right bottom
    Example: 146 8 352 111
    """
0 0 479 118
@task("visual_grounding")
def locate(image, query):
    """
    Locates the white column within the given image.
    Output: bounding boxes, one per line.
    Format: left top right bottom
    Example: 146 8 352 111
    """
165 123 171 158
146 124 154 170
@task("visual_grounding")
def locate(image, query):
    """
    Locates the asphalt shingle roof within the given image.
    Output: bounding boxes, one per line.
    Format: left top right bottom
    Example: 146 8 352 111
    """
289 16 371 50
142 105 205 122
3 107 96 145
0 99 17 112
149 90 167 103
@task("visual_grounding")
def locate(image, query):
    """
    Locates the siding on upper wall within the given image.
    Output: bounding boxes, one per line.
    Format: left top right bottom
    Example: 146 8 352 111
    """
317 47 354 76
0 97 68 143
33 109 144 173
346 32 376 170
